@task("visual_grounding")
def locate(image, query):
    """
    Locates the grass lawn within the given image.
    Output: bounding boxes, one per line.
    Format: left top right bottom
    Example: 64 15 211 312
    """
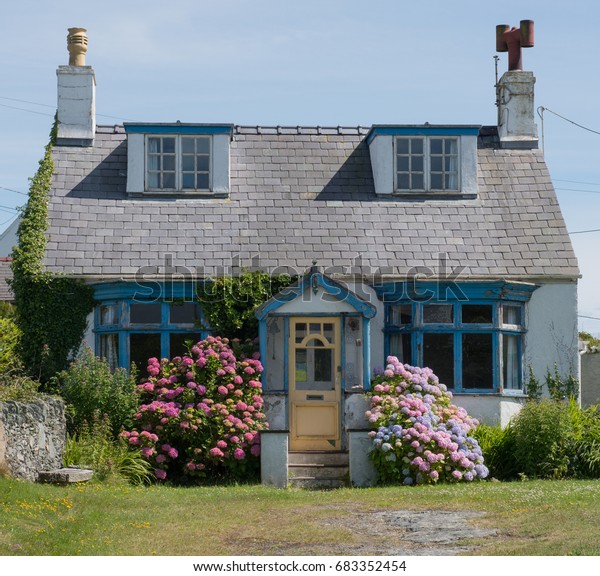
1 477 599 556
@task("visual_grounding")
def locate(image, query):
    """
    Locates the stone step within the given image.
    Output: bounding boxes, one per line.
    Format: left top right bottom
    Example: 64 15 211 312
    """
288 451 349 467
288 476 347 489
288 464 349 480
38 468 93 484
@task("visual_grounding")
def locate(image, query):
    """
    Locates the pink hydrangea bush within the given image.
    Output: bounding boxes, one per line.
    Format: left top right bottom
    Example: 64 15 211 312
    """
121 336 267 482
366 356 488 485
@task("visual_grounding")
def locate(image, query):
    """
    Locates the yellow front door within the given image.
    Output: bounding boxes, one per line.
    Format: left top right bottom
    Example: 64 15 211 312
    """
289 317 341 451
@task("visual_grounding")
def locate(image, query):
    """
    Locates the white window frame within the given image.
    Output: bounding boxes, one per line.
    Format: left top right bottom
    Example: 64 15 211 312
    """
145 135 212 193
394 136 461 193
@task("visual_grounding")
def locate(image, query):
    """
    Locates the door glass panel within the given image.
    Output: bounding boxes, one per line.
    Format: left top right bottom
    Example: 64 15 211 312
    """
170 333 199 358
463 333 493 389
295 323 306 343
323 323 334 343
423 333 454 388
295 349 307 384
309 323 320 333
314 348 332 383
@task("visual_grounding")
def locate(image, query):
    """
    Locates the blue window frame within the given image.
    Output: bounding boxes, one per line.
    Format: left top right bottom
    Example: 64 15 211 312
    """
93 282 209 373
379 281 536 394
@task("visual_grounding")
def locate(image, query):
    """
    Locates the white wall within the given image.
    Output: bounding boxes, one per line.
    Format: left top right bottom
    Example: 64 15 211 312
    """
525 281 580 390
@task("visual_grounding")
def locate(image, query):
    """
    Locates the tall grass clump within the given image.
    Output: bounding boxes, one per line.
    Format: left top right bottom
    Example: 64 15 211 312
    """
64 413 152 485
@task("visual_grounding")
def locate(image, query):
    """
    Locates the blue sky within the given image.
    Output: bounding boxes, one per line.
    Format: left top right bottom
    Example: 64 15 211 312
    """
1 0 599 333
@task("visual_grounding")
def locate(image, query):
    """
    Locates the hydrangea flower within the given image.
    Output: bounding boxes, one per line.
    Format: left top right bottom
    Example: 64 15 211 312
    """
367 357 489 485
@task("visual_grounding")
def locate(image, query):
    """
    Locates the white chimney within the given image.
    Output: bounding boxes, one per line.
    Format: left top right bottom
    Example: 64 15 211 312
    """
56 28 95 146
497 70 538 149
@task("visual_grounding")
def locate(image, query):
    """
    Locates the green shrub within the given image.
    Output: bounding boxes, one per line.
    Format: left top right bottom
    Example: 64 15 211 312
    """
0 316 21 373
53 346 138 437
472 423 518 480
545 364 579 401
0 369 40 403
64 413 152 485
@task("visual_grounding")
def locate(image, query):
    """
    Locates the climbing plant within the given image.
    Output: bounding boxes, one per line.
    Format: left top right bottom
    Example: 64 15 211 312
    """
197 271 294 341
10 119 95 384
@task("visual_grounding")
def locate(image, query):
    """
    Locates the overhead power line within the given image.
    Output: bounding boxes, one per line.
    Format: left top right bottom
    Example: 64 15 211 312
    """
0 186 27 196
579 315 600 322
569 228 600 235
538 106 600 136
0 95 132 121
555 187 600 195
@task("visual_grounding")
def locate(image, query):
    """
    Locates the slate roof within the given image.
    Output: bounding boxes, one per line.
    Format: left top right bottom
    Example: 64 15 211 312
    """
0 258 13 301
44 125 579 281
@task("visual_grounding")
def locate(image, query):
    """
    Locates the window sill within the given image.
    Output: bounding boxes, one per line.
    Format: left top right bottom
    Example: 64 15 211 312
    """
128 190 229 199
388 191 478 201
452 391 527 398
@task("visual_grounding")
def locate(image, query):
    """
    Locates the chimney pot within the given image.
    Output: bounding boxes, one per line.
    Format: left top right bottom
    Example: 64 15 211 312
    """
67 27 88 66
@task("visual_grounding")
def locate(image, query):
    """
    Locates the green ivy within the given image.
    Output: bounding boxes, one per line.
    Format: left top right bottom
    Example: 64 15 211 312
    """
197 270 295 341
9 119 95 384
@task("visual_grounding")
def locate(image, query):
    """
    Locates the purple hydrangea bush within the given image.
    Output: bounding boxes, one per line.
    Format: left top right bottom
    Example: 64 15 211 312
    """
366 356 489 485
121 336 267 482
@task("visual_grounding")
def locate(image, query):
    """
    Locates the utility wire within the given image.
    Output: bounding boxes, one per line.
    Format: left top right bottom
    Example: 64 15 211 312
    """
555 187 600 195
0 95 132 121
539 106 600 136
0 203 18 212
555 179 600 187
0 102 55 117
579 315 600 321
0 186 27 196
569 228 600 235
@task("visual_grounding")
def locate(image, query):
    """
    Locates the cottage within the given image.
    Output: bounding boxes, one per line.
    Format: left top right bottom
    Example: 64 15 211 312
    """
44 28 579 486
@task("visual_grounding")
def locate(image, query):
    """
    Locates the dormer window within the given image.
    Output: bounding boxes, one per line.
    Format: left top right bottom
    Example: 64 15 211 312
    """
125 123 233 197
367 125 479 197
147 135 211 191
395 137 459 192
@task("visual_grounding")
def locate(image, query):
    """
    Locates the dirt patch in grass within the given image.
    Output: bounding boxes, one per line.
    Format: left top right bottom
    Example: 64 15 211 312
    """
242 505 497 556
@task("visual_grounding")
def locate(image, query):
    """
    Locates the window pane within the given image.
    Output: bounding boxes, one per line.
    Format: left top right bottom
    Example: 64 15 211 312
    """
182 137 195 153
423 333 454 388
462 304 493 324
196 137 210 154
389 304 412 326
430 139 443 154
423 304 453 324
130 333 161 374
147 172 159 188
412 173 424 189
396 139 409 154
503 305 522 326
98 333 119 371
170 333 199 358
182 155 195 171
397 174 410 189
163 173 175 188
182 173 195 189
197 174 209 189
411 139 423 154
99 304 116 325
196 155 210 172
163 138 175 153
396 156 409 171
389 333 412 365
148 138 160 153
462 333 493 389
503 334 520 389
295 349 307 383
163 155 175 171
445 139 458 154
411 155 423 172
169 302 200 324
431 156 443 172
430 173 443 189
130 303 161 324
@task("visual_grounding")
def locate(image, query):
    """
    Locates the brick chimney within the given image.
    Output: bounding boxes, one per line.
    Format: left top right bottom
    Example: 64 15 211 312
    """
496 21 538 149
56 28 95 146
